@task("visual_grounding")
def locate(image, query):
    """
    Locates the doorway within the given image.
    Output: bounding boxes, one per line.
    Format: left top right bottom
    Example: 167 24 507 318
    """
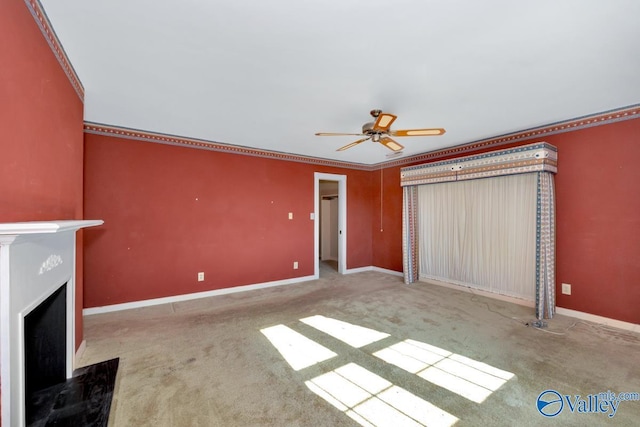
320 194 338 265
314 173 346 277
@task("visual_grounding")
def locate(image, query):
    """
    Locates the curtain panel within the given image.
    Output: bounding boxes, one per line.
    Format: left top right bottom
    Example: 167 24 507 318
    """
401 142 557 319
402 186 419 284
536 171 556 319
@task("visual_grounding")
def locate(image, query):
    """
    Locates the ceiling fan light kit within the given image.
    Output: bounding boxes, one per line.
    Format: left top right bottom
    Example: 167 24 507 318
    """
315 109 445 153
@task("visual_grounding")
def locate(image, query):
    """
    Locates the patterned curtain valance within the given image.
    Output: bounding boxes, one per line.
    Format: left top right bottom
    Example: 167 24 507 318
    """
400 142 557 187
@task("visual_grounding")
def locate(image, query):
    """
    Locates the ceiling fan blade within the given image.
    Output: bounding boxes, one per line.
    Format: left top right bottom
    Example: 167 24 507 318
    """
373 113 397 132
390 128 446 137
337 137 370 151
315 132 364 136
379 137 404 152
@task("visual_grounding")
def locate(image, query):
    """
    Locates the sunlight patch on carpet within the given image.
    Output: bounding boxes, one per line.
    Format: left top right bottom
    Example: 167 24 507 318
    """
260 324 336 370
374 339 514 403
306 363 458 427
300 315 390 348
262 316 515 425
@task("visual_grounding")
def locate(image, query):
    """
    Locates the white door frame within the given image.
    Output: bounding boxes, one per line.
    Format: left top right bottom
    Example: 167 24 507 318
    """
314 173 347 277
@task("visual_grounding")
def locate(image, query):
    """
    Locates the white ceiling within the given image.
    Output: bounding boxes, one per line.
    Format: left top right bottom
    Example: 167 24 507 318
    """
40 0 640 165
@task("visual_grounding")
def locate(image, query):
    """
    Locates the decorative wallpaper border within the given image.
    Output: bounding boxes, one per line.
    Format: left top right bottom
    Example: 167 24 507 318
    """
383 104 639 169
25 0 84 100
85 104 637 171
400 142 557 187
83 123 373 171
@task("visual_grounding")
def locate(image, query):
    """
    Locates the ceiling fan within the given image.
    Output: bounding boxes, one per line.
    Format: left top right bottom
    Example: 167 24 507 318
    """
315 109 445 152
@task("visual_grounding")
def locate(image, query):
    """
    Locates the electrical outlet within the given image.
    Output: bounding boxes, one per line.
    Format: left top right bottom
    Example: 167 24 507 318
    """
562 283 571 295
293 261 298 269
198 272 205 282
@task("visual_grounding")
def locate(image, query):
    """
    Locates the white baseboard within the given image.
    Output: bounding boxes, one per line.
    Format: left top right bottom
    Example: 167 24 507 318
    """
419 278 639 333
344 266 373 274
555 307 639 333
418 277 535 308
84 266 404 316
344 265 403 277
83 275 316 315
75 339 86 367
82 268 638 333
372 266 404 277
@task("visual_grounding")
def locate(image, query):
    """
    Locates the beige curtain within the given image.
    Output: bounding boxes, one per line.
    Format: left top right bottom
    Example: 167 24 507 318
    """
417 173 538 301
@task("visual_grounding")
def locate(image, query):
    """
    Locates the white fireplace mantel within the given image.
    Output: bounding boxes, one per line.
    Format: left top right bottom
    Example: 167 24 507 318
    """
0 220 103 427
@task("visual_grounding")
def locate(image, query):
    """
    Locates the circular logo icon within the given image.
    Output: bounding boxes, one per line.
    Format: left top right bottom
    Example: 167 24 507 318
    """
537 390 563 417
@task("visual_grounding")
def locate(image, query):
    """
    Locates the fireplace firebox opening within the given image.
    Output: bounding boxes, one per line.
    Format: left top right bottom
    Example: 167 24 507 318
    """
24 283 67 423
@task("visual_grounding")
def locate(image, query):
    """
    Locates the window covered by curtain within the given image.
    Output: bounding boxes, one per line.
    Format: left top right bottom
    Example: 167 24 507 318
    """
418 173 537 300
401 142 557 319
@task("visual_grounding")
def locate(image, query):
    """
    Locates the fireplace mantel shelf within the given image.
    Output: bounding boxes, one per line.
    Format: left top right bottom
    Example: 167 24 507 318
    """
0 220 103 236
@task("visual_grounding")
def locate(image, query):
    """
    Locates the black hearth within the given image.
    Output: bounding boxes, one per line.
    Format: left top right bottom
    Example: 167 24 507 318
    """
23 283 118 427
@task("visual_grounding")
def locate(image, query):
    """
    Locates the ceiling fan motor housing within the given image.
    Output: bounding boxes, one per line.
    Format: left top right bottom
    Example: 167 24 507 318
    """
362 122 377 134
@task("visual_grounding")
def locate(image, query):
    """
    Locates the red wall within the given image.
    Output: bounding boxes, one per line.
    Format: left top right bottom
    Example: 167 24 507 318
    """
371 167 404 272
1 1 85 344
373 119 640 324
85 119 639 324
83 134 373 307
551 119 639 324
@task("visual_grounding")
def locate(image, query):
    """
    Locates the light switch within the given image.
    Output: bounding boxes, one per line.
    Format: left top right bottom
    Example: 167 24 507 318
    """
288 212 293 220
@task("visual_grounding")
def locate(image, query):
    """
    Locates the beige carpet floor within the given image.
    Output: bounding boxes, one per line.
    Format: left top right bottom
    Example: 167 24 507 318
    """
79 264 640 426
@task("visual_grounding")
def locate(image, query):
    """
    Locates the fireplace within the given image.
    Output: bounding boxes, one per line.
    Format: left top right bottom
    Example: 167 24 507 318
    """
0 220 102 427
24 283 67 403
